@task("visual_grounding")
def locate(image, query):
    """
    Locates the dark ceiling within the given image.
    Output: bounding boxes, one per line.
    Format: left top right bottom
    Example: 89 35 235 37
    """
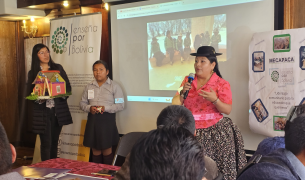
16 0 148 17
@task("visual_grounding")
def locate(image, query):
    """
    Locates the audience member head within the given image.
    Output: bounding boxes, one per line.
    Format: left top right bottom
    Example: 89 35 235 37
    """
130 126 205 180
285 114 305 156
166 30 171 37
186 32 191 38
157 105 195 134
0 122 16 175
250 136 285 161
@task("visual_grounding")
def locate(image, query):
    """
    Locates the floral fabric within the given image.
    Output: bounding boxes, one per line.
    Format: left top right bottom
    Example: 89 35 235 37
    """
176 73 232 128
196 117 247 180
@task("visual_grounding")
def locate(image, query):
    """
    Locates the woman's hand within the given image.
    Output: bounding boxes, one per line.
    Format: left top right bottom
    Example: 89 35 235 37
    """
90 106 97 114
36 99 46 104
182 82 192 94
96 106 105 114
199 87 218 102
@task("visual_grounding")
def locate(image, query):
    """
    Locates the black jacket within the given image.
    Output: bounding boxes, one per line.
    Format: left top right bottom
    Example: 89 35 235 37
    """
27 64 73 134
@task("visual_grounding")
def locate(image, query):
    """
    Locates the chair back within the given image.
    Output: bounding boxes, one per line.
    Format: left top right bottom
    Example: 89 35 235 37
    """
112 132 146 165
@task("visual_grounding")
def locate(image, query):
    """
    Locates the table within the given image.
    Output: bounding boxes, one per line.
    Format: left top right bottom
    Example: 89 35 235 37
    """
30 158 120 179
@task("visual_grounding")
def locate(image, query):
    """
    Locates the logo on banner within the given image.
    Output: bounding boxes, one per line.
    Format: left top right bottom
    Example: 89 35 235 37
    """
51 26 69 54
271 70 279 82
270 68 294 85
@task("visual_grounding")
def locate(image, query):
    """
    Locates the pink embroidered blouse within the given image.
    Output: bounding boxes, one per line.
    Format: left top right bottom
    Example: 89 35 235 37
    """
176 73 232 129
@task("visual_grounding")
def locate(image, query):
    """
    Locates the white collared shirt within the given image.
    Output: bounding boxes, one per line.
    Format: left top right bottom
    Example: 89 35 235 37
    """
79 77 124 113
285 149 305 180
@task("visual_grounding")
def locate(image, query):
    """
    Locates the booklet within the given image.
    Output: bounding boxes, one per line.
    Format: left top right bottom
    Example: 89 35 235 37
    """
91 169 118 177
12 166 71 179
58 173 107 180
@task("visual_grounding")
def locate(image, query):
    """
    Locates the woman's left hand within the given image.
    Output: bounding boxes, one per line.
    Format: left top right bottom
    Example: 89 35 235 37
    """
199 87 218 103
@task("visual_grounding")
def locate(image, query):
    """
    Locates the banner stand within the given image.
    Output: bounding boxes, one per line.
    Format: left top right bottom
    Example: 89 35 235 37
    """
249 28 305 137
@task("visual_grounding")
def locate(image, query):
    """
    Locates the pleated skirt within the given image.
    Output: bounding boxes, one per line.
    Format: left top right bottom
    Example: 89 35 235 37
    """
83 112 119 150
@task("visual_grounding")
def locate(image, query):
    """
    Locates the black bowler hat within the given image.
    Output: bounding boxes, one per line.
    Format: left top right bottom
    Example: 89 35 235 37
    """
190 46 222 56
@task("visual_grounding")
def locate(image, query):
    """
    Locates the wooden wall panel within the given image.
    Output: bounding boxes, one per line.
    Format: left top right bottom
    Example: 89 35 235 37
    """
284 0 293 29
284 0 305 29
292 0 305 28
0 21 19 143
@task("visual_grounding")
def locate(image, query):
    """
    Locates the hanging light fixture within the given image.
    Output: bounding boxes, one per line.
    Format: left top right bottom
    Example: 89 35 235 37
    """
21 17 38 38
104 3 109 11
63 1 69 7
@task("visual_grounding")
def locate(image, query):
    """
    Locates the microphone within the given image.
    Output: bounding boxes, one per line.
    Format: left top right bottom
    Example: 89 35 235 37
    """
184 73 195 99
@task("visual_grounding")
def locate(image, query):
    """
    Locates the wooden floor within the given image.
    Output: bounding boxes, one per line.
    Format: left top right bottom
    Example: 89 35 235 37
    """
12 147 35 169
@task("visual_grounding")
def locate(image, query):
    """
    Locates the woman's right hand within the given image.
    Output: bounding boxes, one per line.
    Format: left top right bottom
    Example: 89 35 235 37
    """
182 82 192 94
90 106 97 114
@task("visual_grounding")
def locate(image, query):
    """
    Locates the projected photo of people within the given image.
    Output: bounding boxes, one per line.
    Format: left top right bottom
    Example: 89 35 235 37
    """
251 99 268 122
147 14 227 90
273 116 287 131
299 46 305 70
252 51 265 72
273 34 290 53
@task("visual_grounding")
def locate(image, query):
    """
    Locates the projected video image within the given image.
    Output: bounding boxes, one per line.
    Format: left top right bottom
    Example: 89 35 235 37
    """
147 14 227 91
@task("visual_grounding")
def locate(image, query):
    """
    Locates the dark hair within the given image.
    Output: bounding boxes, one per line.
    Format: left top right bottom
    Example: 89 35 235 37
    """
29 44 57 83
157 105 195 134
166 30 171 37
285 115 305 155
0 122 12 175
207 56 222 78
130 127 205 180
194 34 201 41
92 60 109 71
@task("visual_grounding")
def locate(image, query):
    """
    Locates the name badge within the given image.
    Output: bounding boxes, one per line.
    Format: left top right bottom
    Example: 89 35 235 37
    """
193 113 216 121
88 89 94 99
115 98 124 104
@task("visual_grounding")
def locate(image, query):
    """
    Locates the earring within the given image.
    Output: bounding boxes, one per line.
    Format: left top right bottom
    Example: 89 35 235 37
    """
211 70 214 74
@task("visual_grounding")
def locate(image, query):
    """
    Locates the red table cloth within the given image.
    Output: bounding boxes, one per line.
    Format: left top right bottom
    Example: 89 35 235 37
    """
30 158 120 179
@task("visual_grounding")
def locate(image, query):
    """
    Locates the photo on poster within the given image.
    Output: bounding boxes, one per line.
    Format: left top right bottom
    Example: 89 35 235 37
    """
273 116 287 131
273 34 290 53
252 51 265 72
147 14 227 91
299 46 305 70
251 99 269 122
300 98 305 105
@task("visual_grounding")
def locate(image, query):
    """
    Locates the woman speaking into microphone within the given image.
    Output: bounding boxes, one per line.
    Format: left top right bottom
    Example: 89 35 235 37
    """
172 46 246 180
